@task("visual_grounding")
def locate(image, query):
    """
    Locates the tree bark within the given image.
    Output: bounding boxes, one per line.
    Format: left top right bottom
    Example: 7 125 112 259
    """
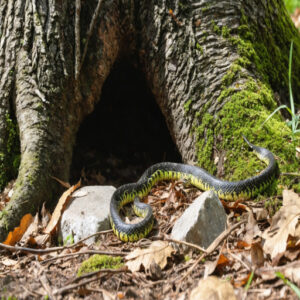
0 0 299 241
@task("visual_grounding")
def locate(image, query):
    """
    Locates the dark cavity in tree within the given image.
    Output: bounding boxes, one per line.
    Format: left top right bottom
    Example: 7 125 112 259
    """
70 62 182 187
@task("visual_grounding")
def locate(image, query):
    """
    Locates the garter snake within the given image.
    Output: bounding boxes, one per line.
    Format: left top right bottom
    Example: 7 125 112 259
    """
110 136 277 242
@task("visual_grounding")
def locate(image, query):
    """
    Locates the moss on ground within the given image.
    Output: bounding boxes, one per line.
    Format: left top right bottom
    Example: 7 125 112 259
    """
0 114 20 191
77 255 124 277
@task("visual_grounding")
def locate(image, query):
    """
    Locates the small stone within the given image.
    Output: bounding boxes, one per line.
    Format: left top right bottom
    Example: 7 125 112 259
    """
171 191 226 249
59 185 115 245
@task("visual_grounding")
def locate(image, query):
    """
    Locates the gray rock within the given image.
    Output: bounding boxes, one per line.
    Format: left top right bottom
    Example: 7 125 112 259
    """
171 191 226 249
59 185 116 245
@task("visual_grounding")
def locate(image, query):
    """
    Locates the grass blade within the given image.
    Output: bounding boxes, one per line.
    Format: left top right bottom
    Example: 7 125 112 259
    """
261 105 288 127
244 270 254 291
275 271 300 298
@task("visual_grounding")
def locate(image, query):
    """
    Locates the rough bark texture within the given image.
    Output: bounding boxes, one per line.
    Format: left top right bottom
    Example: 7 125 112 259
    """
0 0 299 241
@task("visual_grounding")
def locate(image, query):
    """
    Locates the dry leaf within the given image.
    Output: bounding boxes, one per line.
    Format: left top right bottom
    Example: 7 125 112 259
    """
19 213 39 245
250 242 265 267
4 213 33 246
50 175 71 188
236 240 250 249
101 288 115 300
1 258 18 267
257 261 300 286
234 272 252 288
44 180 81 235
41 202 51 228
262 190 300 260
125 240 174 272
189 276 237 300
244 211 262 245
205 252 231 277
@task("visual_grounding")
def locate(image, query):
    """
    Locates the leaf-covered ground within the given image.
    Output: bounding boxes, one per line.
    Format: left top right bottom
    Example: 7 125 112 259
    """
1 178 300 300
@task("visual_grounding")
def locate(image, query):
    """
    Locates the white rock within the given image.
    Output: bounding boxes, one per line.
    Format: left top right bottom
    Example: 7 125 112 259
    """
59 185 115 245
171 191 226 249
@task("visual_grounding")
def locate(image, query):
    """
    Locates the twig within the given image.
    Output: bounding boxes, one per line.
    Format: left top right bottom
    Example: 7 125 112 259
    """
74 0 81 81
74 229 113 245
79 0 103 72
177 220 247 286
53 267 129 295
151 235 206 253
165 236 207 253
41 249 127 264
39 273 56 300
280 172 300 177
54 276 101 295
142 279 168 288
0 229 113 254
227 251 251 271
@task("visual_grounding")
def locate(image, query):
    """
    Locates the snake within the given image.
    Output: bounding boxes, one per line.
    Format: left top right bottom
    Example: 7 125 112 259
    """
109 136 277 242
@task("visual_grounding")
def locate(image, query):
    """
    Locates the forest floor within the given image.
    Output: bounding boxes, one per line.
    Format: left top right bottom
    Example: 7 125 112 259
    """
0 174 300 300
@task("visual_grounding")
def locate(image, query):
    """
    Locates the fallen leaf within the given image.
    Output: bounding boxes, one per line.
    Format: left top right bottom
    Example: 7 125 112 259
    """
101 288 115 300
233 272 252 288
117 292 125 299
205 252 231 277
44 180 81 235
1 258 18 267
244 211 262 245
41 202 51 228
250 242 265 267
50 175 71 188
221 200 248 214
256 261 300 286
236 240 250 249
19 213 39 245
125 240 174 272
4 213 33 246
262 190 300 260
189 276 237 300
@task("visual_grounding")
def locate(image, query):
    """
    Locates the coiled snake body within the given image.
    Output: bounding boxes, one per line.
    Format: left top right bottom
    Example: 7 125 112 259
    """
110 137 277 242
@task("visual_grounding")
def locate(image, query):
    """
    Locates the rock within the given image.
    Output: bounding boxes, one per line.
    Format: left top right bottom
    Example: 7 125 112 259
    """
59 185 116 245
171 190 226 249
190 276 237 300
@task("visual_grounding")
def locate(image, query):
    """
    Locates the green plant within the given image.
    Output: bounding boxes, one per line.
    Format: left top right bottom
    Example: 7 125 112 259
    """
262 41 300 142
284 0 300 13
64 234 74 245
276 271 300 298
77 255 123 277
244 271 254 291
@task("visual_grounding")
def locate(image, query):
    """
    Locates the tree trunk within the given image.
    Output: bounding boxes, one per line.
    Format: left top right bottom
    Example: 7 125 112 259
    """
0 0 299 241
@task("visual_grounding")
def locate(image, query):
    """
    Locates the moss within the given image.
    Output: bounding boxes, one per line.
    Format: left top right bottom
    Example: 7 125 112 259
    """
195 113 216 174
217 87 235 103
215 78 299 191
77 255 124 277
221 63 243 87
184 99 193 113
212 21 221 35
221 26 231 38
191 3 300 193
0 114 20 191
237 3 300 103
195 42 203 54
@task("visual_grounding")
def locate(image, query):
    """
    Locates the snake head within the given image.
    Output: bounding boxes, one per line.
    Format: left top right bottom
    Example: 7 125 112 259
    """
242 135 255 150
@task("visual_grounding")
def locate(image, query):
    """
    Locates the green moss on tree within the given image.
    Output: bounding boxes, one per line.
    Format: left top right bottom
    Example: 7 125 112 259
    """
191 4 300 193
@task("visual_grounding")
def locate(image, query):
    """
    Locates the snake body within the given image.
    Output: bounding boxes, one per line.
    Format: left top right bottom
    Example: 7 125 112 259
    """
110 137 277 242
